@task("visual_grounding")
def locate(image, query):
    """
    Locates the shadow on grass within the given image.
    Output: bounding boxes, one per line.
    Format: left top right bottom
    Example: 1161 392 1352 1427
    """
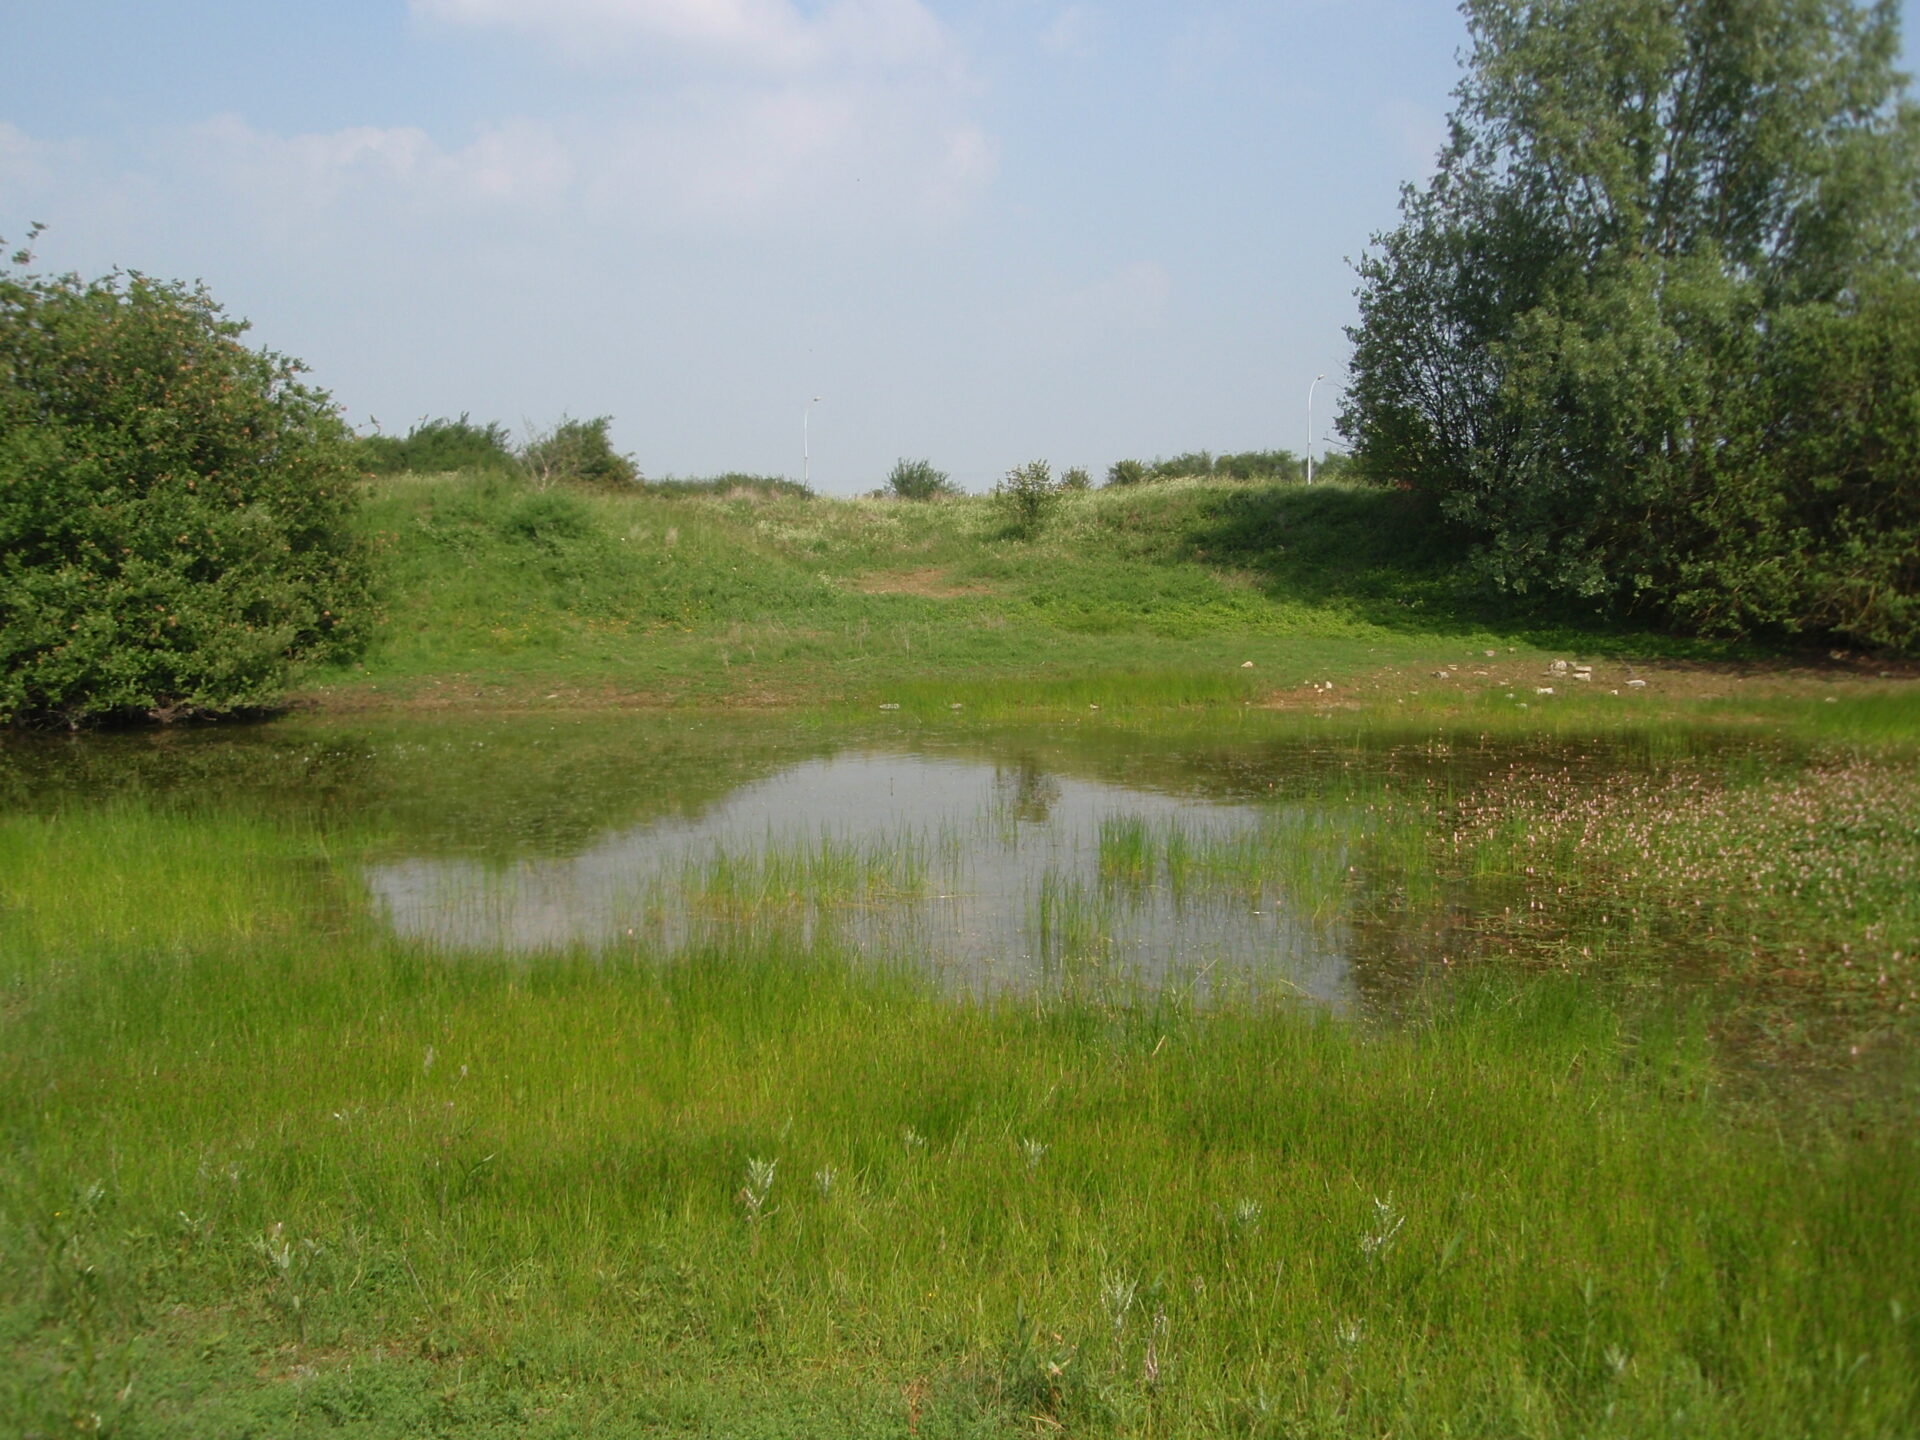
1181 483 1751 659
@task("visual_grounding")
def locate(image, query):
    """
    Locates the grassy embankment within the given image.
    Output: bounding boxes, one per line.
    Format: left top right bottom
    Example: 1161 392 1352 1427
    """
3 736 1918 1436
311 470 1883 720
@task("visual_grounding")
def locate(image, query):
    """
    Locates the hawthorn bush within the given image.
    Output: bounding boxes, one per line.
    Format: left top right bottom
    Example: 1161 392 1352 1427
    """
0 240 374 725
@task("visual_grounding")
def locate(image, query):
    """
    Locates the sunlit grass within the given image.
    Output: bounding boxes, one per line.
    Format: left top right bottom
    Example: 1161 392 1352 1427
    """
3 729 1918 1436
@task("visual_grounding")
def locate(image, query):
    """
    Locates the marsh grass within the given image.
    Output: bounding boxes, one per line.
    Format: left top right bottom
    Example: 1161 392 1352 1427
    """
1095 810 1367 918
1416 751 1920 1010
684 831 933 914
2 784 1917 1437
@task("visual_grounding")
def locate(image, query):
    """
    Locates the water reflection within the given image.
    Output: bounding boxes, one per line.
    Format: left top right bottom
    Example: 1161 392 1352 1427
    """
7 711 1910 1106
367 751 1355 1006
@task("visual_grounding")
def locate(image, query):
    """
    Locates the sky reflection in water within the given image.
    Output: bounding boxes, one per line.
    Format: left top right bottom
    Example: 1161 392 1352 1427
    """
366 750 1355 1007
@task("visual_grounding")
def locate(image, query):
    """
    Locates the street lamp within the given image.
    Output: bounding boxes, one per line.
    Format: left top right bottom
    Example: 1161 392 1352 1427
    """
1306 374 1326 485
804 396 823 490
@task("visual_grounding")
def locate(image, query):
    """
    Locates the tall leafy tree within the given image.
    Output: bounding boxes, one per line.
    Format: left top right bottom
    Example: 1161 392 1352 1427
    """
1343 0 1920 646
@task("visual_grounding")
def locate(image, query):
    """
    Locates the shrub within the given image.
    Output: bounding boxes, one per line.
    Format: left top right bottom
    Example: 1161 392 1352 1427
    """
1106 459 1148 487
993 460 1060 534
500 490 596 546
649 473 812 500
523 416 640 490
355 415 518 475
886 457 956 501
0 236 374 726
1215 449 1303 482
1059 466 1092 491
1307 451 1358 484
1151 450 1214 481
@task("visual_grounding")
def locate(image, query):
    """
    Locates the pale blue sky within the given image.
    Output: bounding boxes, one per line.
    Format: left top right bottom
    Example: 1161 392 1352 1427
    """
3 2 1914 492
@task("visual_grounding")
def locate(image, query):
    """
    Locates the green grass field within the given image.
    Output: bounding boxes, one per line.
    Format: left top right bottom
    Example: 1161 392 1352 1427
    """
5 471 1918 1436
320 472 1808 716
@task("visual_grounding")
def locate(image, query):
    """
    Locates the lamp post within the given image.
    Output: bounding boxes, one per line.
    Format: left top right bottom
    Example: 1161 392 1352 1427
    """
1306 374 1326 485
803 396 822 490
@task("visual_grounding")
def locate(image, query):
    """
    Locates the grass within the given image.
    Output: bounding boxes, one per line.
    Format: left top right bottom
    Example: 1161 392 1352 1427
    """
3 744 1917 1437
5 471 1918 1434
321 470 1871 723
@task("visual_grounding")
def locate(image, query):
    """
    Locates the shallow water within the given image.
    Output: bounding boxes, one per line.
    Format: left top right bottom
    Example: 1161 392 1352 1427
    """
4 709 1913 1103
365 749 1355 1004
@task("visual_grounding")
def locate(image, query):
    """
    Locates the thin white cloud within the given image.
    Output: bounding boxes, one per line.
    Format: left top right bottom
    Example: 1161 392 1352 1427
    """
177 114 575 220
413 0 950 73
156 83 990 240
0 122 88 195
588 80 995 225
387 0 990 230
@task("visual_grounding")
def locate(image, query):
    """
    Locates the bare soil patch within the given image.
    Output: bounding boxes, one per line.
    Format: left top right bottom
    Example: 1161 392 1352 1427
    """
848 568 993 599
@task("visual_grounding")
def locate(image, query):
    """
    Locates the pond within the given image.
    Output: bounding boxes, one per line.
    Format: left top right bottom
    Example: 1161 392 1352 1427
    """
4 709 1914 1102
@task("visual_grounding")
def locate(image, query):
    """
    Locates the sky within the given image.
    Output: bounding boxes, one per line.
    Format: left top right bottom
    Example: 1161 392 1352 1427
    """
2 1 1915 494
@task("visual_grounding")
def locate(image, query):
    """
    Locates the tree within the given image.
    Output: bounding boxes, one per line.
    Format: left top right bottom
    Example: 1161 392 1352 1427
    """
1342 0 1920 647
0 236 374 724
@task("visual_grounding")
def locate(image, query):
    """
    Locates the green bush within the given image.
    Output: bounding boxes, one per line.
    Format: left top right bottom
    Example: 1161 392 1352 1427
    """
649 473 811 500
992 460 1061 534
1151 449 1214 480
1105 451 1303 487
1215 449 1304 482
1306 450 1356 484
523 415 640 490
354 415 518 475
500 489 596 546
1059 465 1092 491
886 457 956 500
0 238 374 725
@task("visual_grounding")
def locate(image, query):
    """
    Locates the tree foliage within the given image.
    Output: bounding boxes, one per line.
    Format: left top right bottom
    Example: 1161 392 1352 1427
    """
522 415 640 490
1342 0 1920 649
0 239 373 724
1103 450 1311 486
355 415 519 475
